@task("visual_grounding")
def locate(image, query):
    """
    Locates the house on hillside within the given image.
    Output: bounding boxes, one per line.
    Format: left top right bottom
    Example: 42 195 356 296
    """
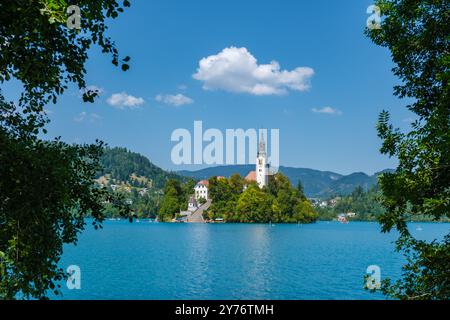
329 197 341 207
194 180 209 200
139 188 148 196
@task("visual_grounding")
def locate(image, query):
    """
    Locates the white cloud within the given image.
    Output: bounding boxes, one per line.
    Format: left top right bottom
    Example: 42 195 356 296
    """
155 93 194 107
90 113 102 121
312 107 342 115
74 112 102 122
193 46 314 96
107 92 145 109
74 112 87 122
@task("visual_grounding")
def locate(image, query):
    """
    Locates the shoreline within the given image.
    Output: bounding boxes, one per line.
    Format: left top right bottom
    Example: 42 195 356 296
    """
101 218 450 225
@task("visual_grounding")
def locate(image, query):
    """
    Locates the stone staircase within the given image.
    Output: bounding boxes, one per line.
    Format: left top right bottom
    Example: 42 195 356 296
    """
187 199 211 223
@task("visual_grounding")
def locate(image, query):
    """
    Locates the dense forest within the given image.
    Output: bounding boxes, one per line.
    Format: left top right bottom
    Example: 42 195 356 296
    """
158 179 197 221
96 147 190 218
97 147 187 189
315 186 385 221
158 173 318 223
206 173 317 223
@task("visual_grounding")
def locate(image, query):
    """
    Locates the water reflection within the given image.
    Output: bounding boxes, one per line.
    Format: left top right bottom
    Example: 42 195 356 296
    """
55 221 450 299
241 225 273 298
184 224 212 297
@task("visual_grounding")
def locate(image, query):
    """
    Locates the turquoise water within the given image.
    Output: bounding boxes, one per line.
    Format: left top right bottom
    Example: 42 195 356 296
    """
56 221 449 300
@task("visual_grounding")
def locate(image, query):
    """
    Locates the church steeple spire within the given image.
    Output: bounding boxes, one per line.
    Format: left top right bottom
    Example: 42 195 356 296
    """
258 131 266 155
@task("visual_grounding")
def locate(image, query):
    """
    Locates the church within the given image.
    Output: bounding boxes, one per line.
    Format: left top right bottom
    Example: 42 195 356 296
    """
244 132 270 188
194 133 270 201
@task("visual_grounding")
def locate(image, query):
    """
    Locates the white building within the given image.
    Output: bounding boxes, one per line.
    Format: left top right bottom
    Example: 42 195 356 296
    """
256 133 270 188
188 196 198 212
194 180 209 200
245 132 270 189
139 188 148 196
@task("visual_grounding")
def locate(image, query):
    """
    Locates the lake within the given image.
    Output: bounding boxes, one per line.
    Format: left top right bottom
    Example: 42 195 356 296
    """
55 221 449 300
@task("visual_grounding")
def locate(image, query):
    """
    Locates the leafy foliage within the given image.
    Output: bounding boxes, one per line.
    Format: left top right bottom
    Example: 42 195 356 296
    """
0 94 132 299
366 0 450 299
206 173 317 223
158 179 196 221
0 0 131 299
379 235 450 300
0 0 131 115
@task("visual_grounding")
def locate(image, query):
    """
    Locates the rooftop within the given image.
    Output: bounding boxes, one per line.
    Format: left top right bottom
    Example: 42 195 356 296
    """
196 179 209 186
245 171 256 181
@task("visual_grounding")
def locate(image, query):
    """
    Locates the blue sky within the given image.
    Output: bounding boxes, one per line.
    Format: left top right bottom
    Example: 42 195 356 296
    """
4 0 416 175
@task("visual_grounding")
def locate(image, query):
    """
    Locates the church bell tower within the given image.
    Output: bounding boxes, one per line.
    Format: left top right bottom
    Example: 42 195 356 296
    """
256 132 269 188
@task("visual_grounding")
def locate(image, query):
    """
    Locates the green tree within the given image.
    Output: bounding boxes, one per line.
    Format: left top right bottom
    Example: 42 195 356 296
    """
268 173 305 221
293 200 317 223
236 185 272 222
0 0 131 299
98 147 187 189
0 95 132 299
297 180 307 200
229 174 245 195
159 179 183 220
181 179 196 203
366 0 449 299
206 173 317 223
208 177 233 203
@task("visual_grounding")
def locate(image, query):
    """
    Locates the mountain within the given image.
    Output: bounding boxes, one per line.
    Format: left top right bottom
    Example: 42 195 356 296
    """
276 167 343 197
318 172 377 196
178 165 393 198
97 147 188 189
96 148 392 198
178 165 254 180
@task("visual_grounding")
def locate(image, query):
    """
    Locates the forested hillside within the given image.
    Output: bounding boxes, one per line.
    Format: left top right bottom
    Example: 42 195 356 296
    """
97 147 187 189
95 148 191 218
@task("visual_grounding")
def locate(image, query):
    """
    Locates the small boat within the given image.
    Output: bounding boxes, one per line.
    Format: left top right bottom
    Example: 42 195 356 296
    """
337 214 348 224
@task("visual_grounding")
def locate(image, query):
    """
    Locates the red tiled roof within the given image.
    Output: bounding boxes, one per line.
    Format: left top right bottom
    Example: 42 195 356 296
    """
245 171 256 181
197 179 209 186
